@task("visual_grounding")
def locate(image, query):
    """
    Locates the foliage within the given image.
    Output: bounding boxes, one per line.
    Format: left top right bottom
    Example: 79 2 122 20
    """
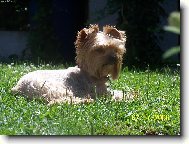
91 0 166 68
0 0 29 31
0 63 180 135
27 0 62 63
163 11 180 59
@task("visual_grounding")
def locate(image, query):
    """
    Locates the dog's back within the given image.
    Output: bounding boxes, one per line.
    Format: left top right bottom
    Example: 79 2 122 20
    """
11 66 95 104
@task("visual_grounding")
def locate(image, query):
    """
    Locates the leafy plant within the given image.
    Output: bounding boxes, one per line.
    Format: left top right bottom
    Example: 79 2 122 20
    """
27 0 61 63
163 11 180 59
0 0 29 31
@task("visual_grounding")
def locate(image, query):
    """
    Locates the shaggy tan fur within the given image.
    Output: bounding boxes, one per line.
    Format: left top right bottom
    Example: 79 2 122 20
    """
11 24 126 105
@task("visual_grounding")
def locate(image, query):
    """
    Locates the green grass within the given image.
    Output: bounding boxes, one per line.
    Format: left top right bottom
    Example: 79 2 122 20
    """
0 62 180 135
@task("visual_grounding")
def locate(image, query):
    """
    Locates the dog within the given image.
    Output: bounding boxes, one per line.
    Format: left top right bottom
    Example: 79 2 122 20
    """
11 24 126 105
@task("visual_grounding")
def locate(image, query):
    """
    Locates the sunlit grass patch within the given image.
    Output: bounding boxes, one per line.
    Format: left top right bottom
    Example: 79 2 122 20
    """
0 62 180 135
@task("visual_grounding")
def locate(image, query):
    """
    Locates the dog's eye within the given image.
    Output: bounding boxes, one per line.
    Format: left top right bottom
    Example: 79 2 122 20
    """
95 48 105 54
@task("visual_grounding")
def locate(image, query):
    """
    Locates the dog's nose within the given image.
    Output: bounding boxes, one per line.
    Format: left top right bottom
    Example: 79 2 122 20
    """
108 54 118 65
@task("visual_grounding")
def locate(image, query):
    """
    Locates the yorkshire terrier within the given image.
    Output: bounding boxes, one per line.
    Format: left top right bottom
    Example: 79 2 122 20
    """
12 25 126 105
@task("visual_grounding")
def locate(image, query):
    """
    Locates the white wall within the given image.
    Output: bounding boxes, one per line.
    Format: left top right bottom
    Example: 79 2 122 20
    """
0 31 28 60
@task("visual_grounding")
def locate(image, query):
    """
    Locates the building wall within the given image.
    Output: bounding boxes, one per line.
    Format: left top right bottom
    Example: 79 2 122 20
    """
0 31 28 60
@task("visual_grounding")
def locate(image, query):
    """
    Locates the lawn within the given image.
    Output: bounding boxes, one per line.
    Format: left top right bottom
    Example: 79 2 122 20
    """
0 62 180 135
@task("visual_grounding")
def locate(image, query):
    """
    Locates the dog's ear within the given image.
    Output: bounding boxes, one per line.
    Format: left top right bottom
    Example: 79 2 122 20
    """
103 25 126 42
75 24 99 48
89 24 99 34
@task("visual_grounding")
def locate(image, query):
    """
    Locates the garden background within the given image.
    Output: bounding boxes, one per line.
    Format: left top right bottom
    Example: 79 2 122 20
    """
0 0 180 135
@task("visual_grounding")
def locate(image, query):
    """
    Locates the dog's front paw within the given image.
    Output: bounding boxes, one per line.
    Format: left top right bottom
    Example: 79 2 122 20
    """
111 90 139 101
111 90 124 100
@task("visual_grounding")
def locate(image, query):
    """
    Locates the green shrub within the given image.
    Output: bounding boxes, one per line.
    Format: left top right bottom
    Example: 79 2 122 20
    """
27 0 61 63
163 11 180 59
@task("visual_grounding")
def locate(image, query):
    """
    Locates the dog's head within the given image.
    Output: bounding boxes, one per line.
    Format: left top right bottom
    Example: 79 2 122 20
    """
75 24 126 80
